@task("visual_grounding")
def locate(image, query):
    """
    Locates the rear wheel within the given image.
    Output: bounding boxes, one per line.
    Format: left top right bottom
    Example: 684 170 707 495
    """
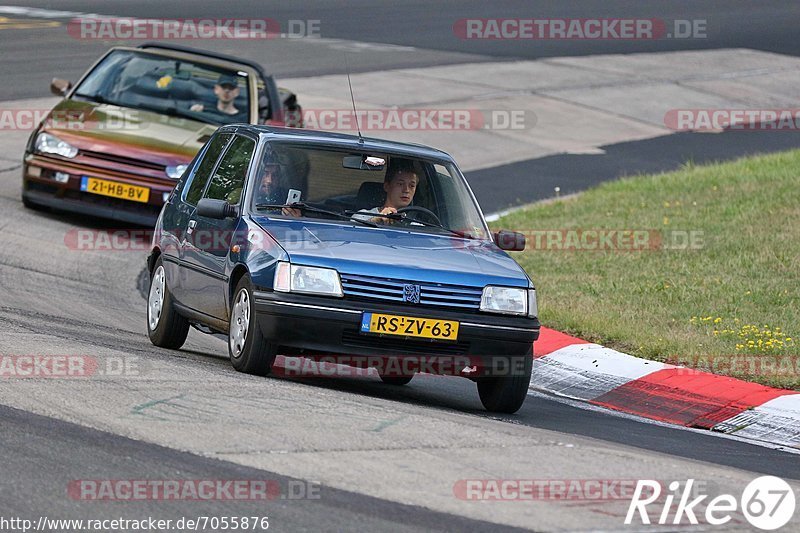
147 257 189 349
229 275 277 376
476 348 533 414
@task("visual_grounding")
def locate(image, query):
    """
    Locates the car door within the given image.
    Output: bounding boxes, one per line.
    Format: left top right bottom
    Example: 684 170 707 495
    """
181 133 256 319
171 131 232 309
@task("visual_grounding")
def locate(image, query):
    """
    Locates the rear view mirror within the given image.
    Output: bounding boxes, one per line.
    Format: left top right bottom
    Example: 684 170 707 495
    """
494 230 526 251
50 78 72 97
342 155 385 170
197 198 237 219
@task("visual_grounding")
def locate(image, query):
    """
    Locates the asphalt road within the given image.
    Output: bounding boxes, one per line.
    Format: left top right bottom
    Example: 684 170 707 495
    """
2 2 800 531
1 129 799 530
2 0 800 101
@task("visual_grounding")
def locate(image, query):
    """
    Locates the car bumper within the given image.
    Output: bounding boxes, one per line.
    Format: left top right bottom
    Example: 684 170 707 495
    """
22 155 174 226
253 290 539 375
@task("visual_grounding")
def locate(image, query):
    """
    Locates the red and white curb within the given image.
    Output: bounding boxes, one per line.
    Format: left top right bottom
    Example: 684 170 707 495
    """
533 327 800 449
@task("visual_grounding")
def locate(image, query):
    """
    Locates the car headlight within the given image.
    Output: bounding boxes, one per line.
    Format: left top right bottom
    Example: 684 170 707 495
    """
34 132 78 158
273 262 343 297
165 164 188 180
480 286 528 316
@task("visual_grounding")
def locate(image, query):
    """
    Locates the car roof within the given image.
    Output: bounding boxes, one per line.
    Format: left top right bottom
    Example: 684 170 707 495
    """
223 124 456 162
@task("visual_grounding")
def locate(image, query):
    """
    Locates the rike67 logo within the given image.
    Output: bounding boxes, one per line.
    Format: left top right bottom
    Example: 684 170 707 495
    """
626 477 796 530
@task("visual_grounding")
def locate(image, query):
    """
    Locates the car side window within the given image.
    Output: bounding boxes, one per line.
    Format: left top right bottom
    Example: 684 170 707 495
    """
203 135 256 205
184 133 232 206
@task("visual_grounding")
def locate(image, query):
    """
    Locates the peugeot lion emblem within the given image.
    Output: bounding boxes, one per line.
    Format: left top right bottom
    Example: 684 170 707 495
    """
403 284 421 304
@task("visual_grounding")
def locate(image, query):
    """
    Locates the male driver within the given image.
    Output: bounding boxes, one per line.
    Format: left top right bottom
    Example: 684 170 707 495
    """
190 73 247 121
354 162 419 224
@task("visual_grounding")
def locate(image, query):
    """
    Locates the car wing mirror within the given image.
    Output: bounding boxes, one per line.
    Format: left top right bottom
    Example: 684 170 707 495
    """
50 78 72 97
494 230 526 251
197 198 238 219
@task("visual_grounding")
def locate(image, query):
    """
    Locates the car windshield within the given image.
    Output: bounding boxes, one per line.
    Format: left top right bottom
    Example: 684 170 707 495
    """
72 50 251 125
251 143 491 240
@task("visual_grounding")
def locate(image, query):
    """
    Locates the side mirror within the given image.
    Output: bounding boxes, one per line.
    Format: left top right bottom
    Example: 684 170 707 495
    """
197 198 237 219
50 78 72 97
494 230 526 251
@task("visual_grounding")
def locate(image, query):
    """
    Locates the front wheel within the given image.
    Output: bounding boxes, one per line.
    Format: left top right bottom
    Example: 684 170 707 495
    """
146 257 189 349
229 275 277 376
476 349 532 414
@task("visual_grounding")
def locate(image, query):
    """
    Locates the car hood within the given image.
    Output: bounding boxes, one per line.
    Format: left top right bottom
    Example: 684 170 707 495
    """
39 99 220 166
252 217 530 288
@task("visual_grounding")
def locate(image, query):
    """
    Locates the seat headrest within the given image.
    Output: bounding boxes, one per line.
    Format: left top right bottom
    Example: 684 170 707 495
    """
356 181 385 209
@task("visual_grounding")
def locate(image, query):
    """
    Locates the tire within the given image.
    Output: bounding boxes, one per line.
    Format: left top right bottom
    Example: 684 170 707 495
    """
379 373 414 386
476 348 533 414
146 257 189 349
228 275 277 376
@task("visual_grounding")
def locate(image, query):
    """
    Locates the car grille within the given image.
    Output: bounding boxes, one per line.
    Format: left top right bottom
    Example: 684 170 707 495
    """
339 273 483 312
78 150 166 172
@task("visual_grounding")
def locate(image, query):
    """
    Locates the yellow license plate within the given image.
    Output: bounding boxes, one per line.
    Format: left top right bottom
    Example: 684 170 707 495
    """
80 176 150 203
361 312 459 341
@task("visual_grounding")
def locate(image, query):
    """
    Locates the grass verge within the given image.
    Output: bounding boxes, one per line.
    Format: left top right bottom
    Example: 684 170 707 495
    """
493 150 800 389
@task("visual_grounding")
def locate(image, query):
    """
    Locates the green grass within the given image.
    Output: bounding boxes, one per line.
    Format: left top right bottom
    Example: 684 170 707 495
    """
492 150 800 389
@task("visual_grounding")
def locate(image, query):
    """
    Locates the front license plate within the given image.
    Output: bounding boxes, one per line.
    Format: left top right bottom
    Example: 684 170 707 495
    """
360 312 459 341
80 176 150 203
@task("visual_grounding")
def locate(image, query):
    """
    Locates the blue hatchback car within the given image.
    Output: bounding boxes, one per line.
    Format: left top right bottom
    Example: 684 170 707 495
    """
147 125 539 413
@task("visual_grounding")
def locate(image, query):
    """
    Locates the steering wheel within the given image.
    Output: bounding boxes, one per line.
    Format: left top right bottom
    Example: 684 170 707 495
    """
396 206 442 226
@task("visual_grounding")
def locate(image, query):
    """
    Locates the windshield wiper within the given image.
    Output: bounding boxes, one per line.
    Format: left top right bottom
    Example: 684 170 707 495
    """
160 105 219 126
255 202 378 228
73 92 114 105
346 210 475 239
402 215 477 239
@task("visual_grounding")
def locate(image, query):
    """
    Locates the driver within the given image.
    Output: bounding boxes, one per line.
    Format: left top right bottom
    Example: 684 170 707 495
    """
190 73 247 122
354 163 418 225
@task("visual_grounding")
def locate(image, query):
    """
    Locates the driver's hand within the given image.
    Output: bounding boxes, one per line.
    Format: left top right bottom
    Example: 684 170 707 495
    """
190 103 204 112
282 207 301 217
377 206 398 224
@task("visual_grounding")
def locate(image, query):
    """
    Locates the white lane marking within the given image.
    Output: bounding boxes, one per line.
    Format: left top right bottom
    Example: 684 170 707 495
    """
0 6 105 18
532 343 667 401
714 394 800 447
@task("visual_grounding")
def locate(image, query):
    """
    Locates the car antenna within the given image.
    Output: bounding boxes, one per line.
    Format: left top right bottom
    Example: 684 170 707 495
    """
344 54 364 144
